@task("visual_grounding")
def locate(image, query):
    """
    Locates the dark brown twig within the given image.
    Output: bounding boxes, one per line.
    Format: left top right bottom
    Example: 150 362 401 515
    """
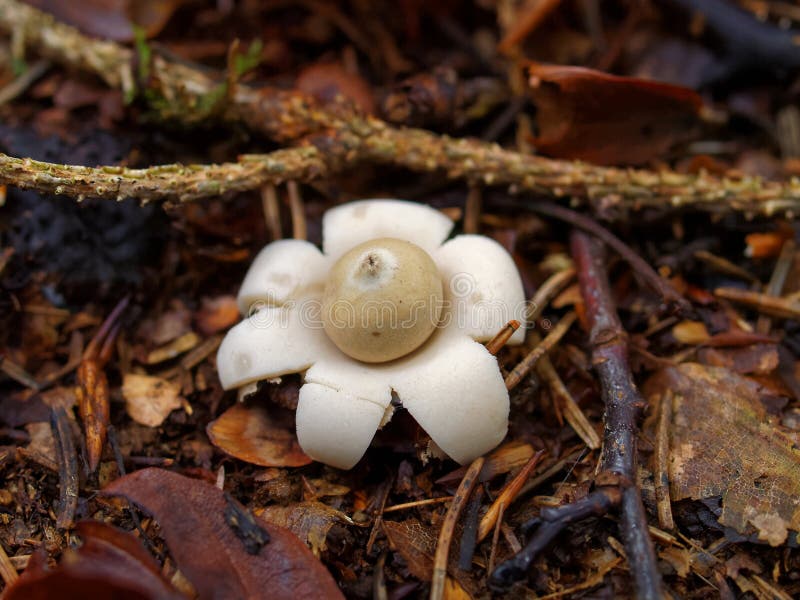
512 200 688 311
457 487 484 571
490 231 663 599
572 230 662 598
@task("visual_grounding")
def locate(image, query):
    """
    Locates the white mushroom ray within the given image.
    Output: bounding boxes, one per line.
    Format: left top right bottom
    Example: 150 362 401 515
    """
236 239 329 314
294 328 510 468
296 384 389 470
388 328 510 464
297 353 394 469
216 306 331 390
434 235 527 344
322 199 454 260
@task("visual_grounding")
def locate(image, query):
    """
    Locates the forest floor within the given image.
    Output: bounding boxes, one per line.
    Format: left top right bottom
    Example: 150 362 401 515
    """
1 1 800 598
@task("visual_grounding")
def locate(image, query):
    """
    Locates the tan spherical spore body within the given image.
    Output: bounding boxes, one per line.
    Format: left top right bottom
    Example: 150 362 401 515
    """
322 238 444 362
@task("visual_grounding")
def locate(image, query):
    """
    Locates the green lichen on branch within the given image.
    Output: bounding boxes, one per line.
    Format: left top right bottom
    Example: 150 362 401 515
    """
1 0 800 218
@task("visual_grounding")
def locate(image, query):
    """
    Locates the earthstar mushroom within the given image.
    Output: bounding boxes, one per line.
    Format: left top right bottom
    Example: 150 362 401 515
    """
217 199 526 469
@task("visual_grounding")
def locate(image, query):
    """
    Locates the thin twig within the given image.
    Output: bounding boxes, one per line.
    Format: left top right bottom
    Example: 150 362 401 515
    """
526 267 576 324
373 550 389 600
505 311 576 390
517 200 688 310
0 58 49 105
261 184 283 240
715 286 800 320
430 457 483 600
486 502 506 578
537 353 601 449
485 320 521 355
287 181 306 240
693 250 759 285
756 239 796 334
477 450 544 543
0 542 18 585
464 185 482 234
491 489 620 590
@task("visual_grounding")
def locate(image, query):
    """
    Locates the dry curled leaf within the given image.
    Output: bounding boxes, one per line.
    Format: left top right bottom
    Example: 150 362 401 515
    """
527 63 703 165
644 363 800 546
104 468 344 599
206 402 311 467
3 521 183 599
122 373 183 427
75 359 110 473
256 501 352 556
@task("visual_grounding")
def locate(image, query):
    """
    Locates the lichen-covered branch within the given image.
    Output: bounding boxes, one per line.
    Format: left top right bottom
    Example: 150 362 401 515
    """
1 0 800 218
0 147 334 204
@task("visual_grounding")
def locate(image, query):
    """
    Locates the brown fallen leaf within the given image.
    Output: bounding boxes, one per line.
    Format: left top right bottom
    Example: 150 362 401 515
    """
3 521 184 599
104 468 343 599
382 519 478 596
256 501 352 556
698 344 780 375
644 363 800 546
26 0 182 41
527 63 703 165
122 373 183 427
76 297 128 472
206 402 312 467
671 320 710 345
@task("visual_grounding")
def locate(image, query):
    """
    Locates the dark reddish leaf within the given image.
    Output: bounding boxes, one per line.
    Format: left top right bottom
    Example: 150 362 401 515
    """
3 521 183 600
206 401 312 467
104 468 343 599
527 63 703 165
